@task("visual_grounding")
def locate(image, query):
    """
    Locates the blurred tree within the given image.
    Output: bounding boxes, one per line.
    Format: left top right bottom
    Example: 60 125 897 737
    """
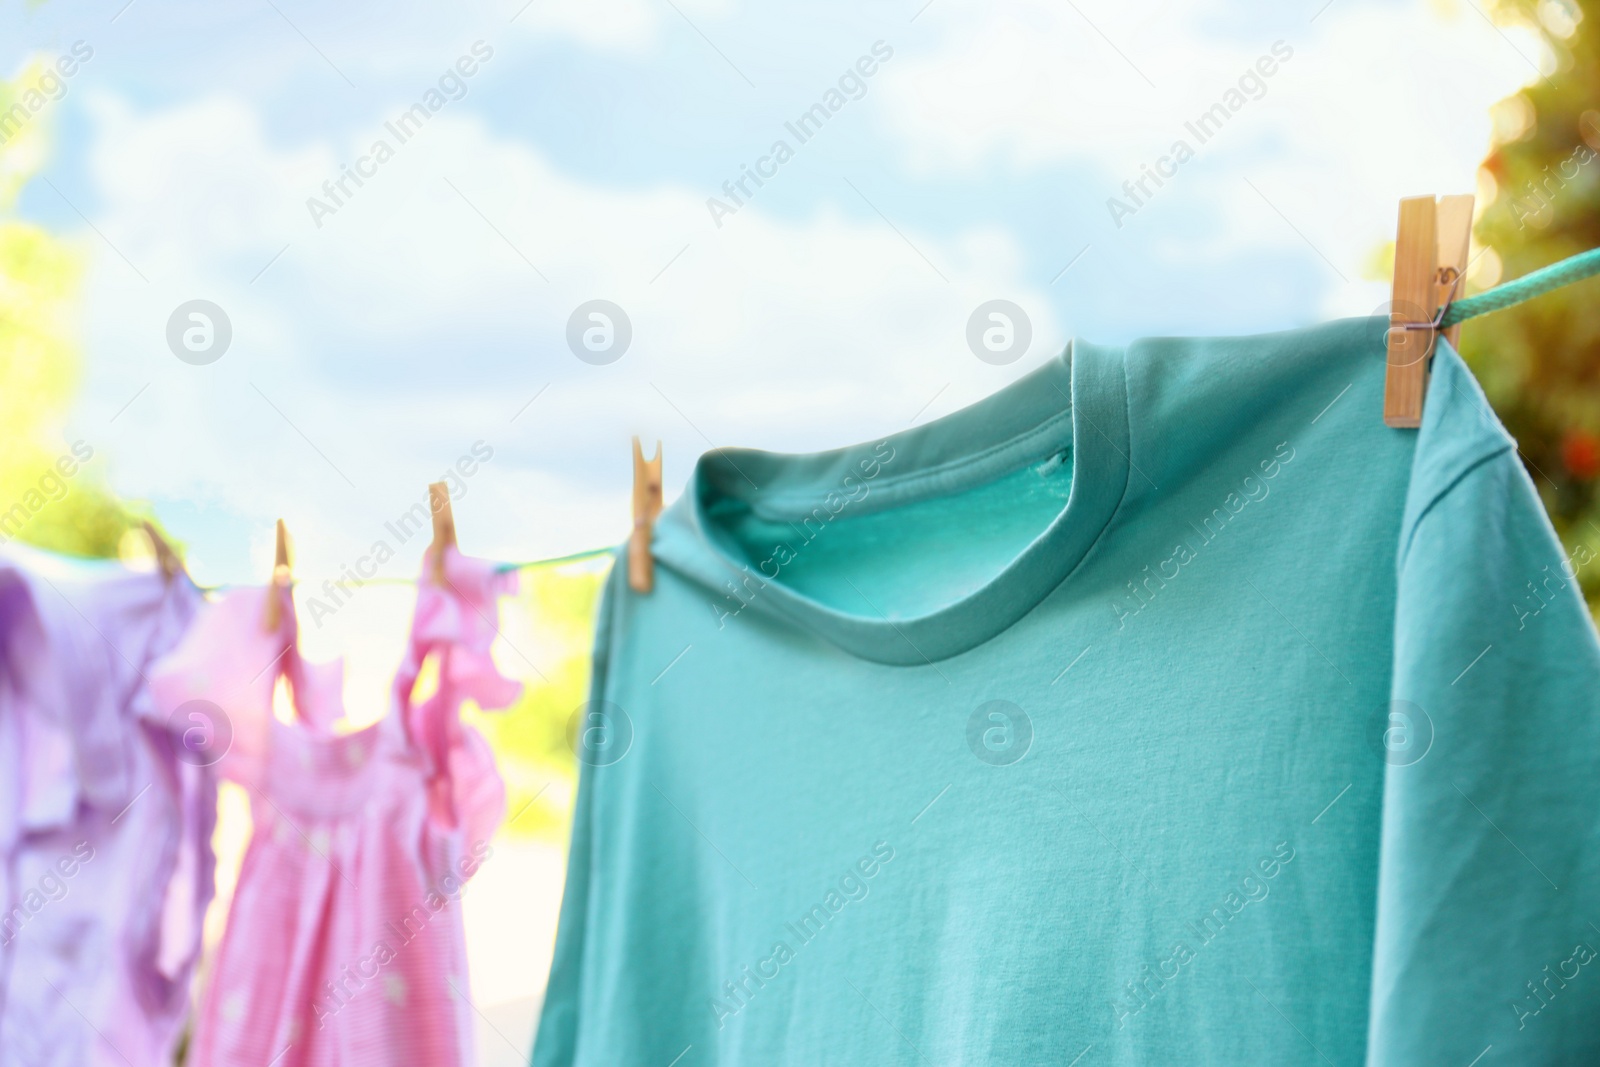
1469 0 1600 602
461 555 608 841
0 59 144 557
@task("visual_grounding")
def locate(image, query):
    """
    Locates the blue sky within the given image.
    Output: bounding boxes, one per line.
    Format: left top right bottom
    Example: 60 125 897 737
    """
4 0 1547 586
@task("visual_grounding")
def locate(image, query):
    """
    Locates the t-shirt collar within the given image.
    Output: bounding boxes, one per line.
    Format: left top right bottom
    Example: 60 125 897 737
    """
656 340 1131 665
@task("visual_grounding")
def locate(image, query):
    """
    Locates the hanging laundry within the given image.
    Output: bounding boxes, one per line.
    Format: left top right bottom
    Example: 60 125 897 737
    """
0 543 206 1067
534 323 1600 1066
150 546 521 1067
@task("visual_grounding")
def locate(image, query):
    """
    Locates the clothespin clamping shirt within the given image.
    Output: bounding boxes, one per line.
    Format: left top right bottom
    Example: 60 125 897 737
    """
630 438 663 593
428 482 456 586
140 521 185 583
1383 193 1474 427
262 519 292 631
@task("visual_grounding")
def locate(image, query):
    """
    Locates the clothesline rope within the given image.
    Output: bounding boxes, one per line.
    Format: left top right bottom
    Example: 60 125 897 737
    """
192 546 614 593
1441 245 1600 328
493 547 614 574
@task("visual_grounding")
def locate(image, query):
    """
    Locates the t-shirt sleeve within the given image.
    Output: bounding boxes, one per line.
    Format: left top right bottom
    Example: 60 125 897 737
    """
1370 442 1600 1064
532 555 624 1067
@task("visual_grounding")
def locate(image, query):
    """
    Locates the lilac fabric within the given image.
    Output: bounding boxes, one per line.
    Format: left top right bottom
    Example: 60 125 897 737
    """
0 544 207 1067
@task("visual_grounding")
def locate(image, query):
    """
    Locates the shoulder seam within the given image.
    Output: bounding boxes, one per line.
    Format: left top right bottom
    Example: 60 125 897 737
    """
1398 442 1516 570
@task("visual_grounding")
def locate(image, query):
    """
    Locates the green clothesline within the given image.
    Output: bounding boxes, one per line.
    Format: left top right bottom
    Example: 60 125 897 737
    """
292 546 613 583
491 547 614 574
1441 245 1600 328
196 546 613 592
322 545 614 584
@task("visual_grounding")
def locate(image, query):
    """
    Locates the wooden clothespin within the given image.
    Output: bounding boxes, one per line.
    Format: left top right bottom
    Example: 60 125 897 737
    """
263 518 292 631
428 482 456 586
629 437 663 593
1383 193 1474 427
139 521 184 583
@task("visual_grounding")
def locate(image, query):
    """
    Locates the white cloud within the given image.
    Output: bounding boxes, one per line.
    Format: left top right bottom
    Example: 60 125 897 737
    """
885 0 1182 172
879 0 1545 315
72 90 1054 584
505 0 662 52
500 0 740 52
49 0 1557 586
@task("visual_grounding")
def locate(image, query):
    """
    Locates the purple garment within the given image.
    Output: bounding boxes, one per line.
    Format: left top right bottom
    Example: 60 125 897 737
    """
0 544 207 1067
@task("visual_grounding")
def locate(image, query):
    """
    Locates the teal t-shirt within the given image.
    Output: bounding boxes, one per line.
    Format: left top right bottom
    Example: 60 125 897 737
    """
534 318 1600 1066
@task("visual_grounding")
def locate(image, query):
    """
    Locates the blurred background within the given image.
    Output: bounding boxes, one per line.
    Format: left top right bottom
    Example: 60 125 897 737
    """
2 0 1595 1061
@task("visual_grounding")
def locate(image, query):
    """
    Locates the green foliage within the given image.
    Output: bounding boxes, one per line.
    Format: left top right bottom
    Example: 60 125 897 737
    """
464 555 609 842
0 59 142 558
1466 0 1600 596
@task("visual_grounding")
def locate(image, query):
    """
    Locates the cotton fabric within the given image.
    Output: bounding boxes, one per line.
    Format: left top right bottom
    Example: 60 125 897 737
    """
534 319 1600 1066
150 547 520 1067
0 545 205 1067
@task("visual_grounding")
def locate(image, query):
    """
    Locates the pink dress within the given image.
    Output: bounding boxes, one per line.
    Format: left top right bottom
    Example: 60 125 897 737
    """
149 548 521 1067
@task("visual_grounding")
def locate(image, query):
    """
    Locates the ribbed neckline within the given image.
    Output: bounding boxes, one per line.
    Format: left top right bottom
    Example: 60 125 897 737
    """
663 340 1131 666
